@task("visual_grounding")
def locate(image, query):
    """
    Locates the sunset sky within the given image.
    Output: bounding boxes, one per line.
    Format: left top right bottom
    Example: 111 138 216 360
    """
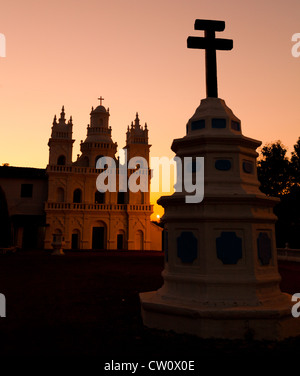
0 0 300 218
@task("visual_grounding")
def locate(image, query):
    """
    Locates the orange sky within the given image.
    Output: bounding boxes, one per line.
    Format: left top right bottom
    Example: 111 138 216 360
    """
1 0 300 219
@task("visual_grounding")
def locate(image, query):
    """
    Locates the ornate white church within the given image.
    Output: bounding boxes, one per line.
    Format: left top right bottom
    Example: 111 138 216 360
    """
0 100 162 251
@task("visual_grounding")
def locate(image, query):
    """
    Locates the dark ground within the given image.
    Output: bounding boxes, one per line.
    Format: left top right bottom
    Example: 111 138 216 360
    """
0 249 300 359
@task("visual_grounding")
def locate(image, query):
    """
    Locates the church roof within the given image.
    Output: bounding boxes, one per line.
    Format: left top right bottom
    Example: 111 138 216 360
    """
0 166 47 179
92 105 107 113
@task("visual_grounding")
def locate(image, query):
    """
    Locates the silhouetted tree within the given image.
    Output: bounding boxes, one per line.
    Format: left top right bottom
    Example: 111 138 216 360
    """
274 184 300 248
257 140 300 248
257 141 290 197
291 137 300 187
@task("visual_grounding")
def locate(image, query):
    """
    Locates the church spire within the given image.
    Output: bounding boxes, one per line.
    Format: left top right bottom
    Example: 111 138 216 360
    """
134 112 140 129
125 113 150 167
126 113 149 146
59 106 66 124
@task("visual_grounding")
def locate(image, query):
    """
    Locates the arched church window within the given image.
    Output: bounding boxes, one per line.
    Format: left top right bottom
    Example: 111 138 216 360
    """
117 192 126 204
57 155 66 166
73 188 82 203
95 191 105 204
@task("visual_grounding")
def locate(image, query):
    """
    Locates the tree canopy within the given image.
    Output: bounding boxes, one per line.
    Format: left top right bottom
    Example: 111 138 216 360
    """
257 138 300 248
257 141 290 197
291 137 300 187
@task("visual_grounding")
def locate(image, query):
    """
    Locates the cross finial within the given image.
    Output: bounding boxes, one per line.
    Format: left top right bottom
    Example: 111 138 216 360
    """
98 96 104 106
187 19 233 98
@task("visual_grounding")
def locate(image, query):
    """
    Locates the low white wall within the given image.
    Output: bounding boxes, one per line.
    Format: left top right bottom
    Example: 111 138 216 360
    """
277 248 300 262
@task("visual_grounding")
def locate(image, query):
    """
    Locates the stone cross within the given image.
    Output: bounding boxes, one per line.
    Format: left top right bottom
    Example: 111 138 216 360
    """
187 19 233 98
98 96 104 106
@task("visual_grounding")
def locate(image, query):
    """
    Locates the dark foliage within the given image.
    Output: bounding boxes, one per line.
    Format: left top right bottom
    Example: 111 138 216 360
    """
257 141 290 197
257 139 300 248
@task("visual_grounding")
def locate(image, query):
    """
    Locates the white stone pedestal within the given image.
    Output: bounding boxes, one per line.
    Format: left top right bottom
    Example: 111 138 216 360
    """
140 291 298 341
140 98 300 340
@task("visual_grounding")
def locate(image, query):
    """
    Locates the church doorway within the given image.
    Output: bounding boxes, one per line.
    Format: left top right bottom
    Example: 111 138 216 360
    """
135 230 144 251
71 234 78 249
117 234 124 250
92 226 105 249
22 225 38 249
71 230 80 250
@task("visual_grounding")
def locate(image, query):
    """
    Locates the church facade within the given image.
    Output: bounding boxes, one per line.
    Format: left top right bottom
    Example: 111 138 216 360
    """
0 101 162 251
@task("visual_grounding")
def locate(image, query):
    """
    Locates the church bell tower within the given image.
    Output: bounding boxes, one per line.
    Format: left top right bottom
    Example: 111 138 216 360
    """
124 113 151 205
76 97 117 168
48 106 74 166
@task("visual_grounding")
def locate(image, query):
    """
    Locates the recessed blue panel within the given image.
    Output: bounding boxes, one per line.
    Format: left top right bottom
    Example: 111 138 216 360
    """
216 232 242 264
257 232 272 265
191 119 205 130
212 118 226 128
215 160 231 171
231 120 240 131
243 160 254 174
177 231 198 263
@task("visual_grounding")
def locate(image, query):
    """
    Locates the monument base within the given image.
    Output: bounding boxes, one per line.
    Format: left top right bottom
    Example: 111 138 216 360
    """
140 291 300 341
51 249 65 256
